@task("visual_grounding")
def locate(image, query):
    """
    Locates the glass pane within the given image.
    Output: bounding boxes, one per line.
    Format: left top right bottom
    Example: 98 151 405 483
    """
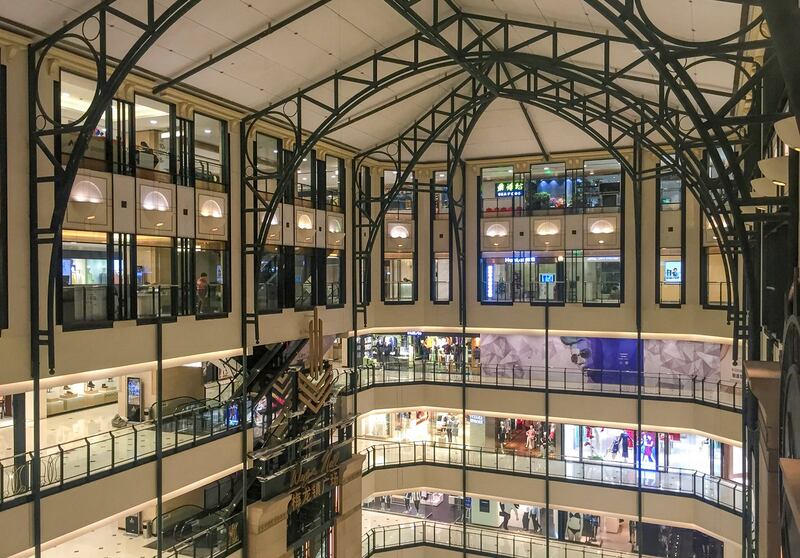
326 250 343 306
196 240 226 315
384 258 414 302
433 170 449 217
195 113 225 187
257 245 281 313
433 257 450 301
481 253 513 302
659 172 682 209
481 165 517 217
384 170 414 214
705 248 729 306
60 72 107 170
136 236 174 318
295 156 313 207
529 163 566 209
583 159 621 211
583 252 621 303
659 248 682 304
134 96 171 178
325 155 342 210
61 231 109 326
295 248 314 310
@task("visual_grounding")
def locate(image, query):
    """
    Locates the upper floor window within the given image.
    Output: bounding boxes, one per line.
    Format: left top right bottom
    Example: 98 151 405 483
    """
60 71 108 172
529 162 567 210
194 114 227 190
480 165 517 217
659 172 682 210
433 170 449 218
254 133 280 197
135 235 175 320
384 170 415 214
582 159 621 211
295 155 314 207
134 96 173 182
326 250 344 307
195 240 227 316
702 246 731 308
60 230 112 329
325 155 344 211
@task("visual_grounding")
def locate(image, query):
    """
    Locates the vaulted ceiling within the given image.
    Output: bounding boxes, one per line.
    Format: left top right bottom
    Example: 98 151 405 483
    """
3 0 761 159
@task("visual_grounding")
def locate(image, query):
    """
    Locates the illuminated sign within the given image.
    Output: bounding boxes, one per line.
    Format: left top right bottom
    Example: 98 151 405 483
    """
469 414 485 424
663 261 682 284
495 181 524 197
539 273 556 283
503 256 536 263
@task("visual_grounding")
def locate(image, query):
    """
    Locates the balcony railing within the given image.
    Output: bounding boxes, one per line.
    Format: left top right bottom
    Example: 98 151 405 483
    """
341 363 742 411
362 520 650 558
0 398 248 507
137 284 177 319
361 441 744 514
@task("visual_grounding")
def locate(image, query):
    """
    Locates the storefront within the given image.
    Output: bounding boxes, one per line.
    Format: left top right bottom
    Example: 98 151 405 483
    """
358 409 465 444
358 332 479 370
45 378 119 417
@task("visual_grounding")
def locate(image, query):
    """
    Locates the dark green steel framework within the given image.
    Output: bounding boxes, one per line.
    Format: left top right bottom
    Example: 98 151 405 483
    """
23 0 800 557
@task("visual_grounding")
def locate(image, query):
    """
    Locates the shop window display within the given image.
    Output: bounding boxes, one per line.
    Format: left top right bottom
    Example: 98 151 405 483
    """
134 95 172 182
61 230 111 327
45 378 118 416
195 239 227 315
383 257 414 302
582 159 621 210
193 113 226 190
529 162 567 210
136 235 175 319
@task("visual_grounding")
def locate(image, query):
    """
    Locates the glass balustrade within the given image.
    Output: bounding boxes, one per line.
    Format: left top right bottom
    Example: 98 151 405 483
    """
360 441 743 514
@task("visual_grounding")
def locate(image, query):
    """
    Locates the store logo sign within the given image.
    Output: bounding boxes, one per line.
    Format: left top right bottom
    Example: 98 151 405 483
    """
495 181 524 197
664 261 682 284
539 273 556 283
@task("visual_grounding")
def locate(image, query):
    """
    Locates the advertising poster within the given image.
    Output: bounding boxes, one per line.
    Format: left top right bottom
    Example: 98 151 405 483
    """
479 334 732 385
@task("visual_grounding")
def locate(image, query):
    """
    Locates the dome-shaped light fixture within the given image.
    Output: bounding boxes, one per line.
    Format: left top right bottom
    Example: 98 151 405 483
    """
297 214 313 230
536 221 559 236
389 224 410 239
328 218 343 234
589 219 614 234
199 199 223 218
142 190 170 211
758 156 789 186
70 180 103 204
486 223 508 238
775 116 800 150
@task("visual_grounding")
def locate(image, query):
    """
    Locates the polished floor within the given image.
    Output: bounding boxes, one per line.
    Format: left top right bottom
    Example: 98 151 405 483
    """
37 521 154 558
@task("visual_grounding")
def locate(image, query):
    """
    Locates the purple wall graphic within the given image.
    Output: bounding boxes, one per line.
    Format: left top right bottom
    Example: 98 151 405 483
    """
479 334 732 385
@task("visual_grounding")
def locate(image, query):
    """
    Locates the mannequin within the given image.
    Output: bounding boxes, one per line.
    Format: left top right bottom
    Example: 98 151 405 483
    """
567 513 582 541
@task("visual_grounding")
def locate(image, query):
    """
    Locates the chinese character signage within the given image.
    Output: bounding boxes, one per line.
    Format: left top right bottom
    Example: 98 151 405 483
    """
495 181 524 197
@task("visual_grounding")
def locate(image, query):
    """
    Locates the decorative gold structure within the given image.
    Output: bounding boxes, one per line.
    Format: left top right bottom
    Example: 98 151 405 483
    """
298 308 334 413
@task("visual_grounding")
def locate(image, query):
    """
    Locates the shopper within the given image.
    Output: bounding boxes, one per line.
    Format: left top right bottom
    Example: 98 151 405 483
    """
499 503 511 530
196 272 209 313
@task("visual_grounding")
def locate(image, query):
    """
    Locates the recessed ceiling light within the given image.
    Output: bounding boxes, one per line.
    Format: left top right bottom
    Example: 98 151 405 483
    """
150 119 158 125
273 149 278 154
155 222 164 227
61 92 70 98
203 129 212 134
211 227 219 232
598 239 604 244
86 215 95 220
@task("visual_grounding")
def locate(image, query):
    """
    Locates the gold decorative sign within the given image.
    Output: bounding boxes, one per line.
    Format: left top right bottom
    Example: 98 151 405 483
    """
288 449 341 511
298 308 333 413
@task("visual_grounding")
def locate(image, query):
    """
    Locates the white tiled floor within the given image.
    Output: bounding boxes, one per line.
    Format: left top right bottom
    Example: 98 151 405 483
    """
0 404 119 458
37 522 155 558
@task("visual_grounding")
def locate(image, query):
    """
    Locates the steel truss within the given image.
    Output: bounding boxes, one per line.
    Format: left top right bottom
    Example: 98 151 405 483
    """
27 2 200 556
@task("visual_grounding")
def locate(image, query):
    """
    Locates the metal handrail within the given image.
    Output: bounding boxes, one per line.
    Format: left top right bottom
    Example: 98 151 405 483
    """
360 441 744 514
362 519 653 558
339 363 742 411
0 397 249 505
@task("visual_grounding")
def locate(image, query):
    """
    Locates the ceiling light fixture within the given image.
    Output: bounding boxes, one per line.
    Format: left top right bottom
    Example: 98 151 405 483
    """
150 119 158 124
203 129 212 134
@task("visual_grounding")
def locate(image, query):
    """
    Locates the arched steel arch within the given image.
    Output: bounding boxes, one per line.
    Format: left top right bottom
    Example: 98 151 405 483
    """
26 4 202 557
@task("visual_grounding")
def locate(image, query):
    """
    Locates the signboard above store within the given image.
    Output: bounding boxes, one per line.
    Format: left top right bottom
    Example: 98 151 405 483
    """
495 181 524 197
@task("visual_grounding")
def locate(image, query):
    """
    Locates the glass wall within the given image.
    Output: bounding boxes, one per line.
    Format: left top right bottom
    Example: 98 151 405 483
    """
583 253 621 304
384 257 414 303
480 253 565 304
194 113 226 190
295 155 314 207
295 247 315 310
582 159 621 210
433 170 449 217
61 231 110 328
703 247 730 307
136 235 174 319
60 71 108 171
433 257 450 302
659 248 683 304
134 96 172 181
529 162 567 210
480 165 517 216
325 155 343 210
326 250 344 307
255 133 280 196
195 240 227 315
432 170 450 302
257 245 282 313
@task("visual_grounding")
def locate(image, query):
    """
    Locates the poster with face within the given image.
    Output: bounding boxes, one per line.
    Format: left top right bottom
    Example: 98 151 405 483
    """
479 334 733 385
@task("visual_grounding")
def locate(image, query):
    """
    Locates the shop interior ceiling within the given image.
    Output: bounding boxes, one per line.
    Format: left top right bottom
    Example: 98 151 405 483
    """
6 0 751 160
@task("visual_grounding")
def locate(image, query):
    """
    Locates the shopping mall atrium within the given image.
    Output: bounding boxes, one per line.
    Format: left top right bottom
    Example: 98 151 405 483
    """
0 1 799 557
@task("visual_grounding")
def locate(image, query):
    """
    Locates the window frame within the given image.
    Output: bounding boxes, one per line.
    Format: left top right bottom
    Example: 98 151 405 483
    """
430 170 452 304
381 171 418 304
655 163 686 308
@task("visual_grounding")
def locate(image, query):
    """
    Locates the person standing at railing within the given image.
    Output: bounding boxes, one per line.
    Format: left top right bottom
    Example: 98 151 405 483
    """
196 272 209 313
